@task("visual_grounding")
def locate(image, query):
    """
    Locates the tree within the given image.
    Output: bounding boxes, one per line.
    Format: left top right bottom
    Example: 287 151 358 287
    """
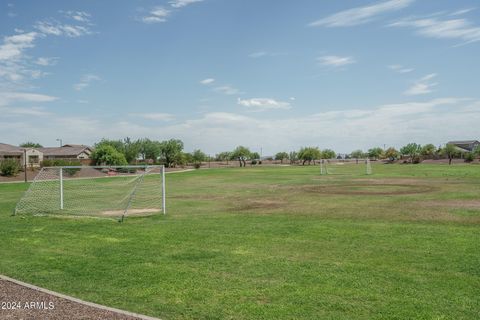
421 144 436 158
216 152 231 164
192 149 207 163
400 143 422 163
289 151 298 164
91 145 128 166
20 142 43 148
231 146 251 167
95 139 124 153
159 139 184 167
473 145 480 158
123 137 141 163
251 152 260 160
368 147 384 160
321 149 336 159
441 143 459 165
275 152 289 164
350 150 365 164
137 138 161 162
298 147 321 165
384 147 400 161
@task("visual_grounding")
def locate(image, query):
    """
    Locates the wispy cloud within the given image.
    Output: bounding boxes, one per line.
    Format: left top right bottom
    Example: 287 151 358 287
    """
73 74 101 91
131 113 175 121
248 51 288 58
35 57 58 66
64 11 91 23
0 92 58 107
214 85 242 95
237 98 292 111
142 7 171 23
142 0 204 24
404 73 438 95
35 20 91 37
388 64 414 73
169 0 204 8
309 0 414 27
317 55 356 68
200 78 215 85
390 13 480 45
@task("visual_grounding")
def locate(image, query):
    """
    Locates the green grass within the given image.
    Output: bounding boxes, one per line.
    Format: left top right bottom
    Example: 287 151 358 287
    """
0 164 479 319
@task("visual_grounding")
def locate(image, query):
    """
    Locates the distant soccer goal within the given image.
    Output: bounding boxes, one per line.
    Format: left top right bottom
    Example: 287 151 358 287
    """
14 165 166 221
320 159 372 176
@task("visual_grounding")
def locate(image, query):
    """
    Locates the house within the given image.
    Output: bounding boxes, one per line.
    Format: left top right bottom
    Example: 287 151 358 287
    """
38 145 93 163
447 140 480 152
0 143 44 167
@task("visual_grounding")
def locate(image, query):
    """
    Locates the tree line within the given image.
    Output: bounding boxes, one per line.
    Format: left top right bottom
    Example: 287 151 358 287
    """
17 139 480 167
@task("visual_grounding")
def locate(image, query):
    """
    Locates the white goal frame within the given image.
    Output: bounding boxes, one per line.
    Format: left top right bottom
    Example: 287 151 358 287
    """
320 159 372 175
14 165 166 221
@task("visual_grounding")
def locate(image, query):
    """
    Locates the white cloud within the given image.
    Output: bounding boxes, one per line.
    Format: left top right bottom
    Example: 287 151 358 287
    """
64 11 91 23
35 21 91 37
0 91 58 107
132 113 175 121
390 14 480 45
317 55 356 68
214 85 242 95
237 98 292 111
0 32 38 61
1 98 478 155
73 74 101 91
35 57 58 66
200 78 215 85
169 0 204 8
248 51 268 58
142 7 171 23
388 64 414 73
404 73 438 95
310 0 414 27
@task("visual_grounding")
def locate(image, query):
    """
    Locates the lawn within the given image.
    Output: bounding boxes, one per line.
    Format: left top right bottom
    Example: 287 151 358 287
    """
0 164 479 319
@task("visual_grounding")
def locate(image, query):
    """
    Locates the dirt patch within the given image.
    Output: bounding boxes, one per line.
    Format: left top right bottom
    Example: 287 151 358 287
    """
303 183 435 196
100 208 160 216
234 199 286 211
420 200 480 209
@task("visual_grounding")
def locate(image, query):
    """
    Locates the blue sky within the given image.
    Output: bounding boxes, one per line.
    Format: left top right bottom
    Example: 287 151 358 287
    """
1 0 479 155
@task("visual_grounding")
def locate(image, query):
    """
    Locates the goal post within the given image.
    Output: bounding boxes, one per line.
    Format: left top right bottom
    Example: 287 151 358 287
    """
14 165 166 221
319 159 373 176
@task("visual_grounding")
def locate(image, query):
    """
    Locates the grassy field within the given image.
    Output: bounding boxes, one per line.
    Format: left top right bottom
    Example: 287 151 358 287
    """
0 164 479 319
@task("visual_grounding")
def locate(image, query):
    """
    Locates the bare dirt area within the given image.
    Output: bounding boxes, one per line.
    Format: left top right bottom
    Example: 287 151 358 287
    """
302 183 436 196
0 276 156 320
419 200 480 209
233 199 287 211
100 208 160 216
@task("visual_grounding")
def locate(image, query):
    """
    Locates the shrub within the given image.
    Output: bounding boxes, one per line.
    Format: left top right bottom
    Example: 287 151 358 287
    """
0 159 21 177
465 152 475 163
251 160 257 165
258 160 262 165
41 159 82 176
194 162 201 169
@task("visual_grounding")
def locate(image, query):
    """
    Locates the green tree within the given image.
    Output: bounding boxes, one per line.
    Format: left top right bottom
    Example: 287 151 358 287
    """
368 147 384 160
421 143 436 158
321 149 336 159
400 143 422 163
298 147 321 165
289 151 298 164
350 150 365 164
123 137 140 163
441 143 459 165
137 138 161 162
275 152 289 164
251 152 260 160
19 142 43 148
231 146 251 167
216 152 231 164
473 145 480 158
159 139 184 167
384 147 400 161
192 149 207 163
91 145 128 166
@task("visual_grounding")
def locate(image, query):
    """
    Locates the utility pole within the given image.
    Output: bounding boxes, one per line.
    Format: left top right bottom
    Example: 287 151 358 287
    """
24 149 27 183
56 138 62 147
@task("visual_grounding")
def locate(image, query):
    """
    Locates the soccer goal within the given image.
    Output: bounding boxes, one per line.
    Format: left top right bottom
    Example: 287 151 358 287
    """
14 165 166 221
320 159 372 176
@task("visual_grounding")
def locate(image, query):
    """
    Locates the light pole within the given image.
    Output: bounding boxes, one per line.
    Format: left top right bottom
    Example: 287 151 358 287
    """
56 138 62 147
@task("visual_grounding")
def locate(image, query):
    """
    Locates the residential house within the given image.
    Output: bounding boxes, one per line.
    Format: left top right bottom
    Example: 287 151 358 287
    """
447 140 480 153
0 143 44 167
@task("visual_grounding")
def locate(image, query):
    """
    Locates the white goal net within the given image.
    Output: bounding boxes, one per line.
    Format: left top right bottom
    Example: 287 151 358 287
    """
320 159 372 176
14 165 166 221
